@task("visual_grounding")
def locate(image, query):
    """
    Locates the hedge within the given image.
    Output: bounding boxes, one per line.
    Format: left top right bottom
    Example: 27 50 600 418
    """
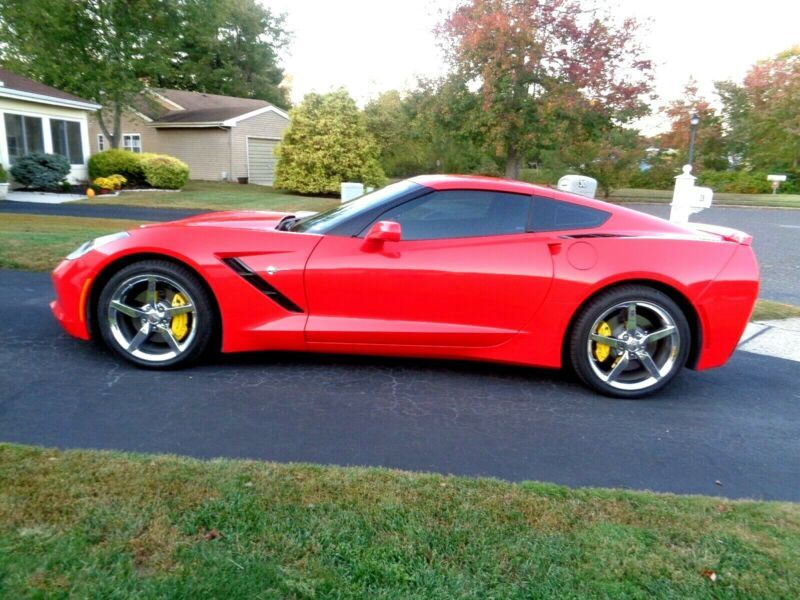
88 149 188 189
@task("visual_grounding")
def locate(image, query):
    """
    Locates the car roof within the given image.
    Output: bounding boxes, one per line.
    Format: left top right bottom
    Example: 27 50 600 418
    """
410 174 552 196
409 174 613 211
407 174 695 235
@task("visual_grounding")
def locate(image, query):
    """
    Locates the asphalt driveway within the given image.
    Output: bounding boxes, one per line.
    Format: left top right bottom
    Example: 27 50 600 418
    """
1 269 798 501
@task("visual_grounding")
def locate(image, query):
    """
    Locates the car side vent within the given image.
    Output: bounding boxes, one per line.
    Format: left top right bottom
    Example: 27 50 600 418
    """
221 257 304 313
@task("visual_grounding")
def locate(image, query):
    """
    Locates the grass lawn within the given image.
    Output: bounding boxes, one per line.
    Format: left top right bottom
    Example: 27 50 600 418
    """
1 443 798 597
86 180 340 213
751 299 800 321
611 188 800 209
0 214 150 271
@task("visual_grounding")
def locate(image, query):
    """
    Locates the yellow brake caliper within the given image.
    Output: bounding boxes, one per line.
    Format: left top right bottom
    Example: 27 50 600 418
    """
594 321 612 362
170 293 189 341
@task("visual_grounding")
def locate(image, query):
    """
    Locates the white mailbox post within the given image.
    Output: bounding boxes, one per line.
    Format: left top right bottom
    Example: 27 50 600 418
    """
340 182 365 203
557 175 598 199
670 165 713 223
767 174 787 194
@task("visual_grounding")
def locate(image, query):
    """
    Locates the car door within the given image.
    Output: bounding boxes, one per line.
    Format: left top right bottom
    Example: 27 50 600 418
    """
303 189 554 347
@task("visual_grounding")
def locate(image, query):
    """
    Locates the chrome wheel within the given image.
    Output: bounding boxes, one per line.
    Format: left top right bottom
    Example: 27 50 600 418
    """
107 274 198 363
586 300 680 392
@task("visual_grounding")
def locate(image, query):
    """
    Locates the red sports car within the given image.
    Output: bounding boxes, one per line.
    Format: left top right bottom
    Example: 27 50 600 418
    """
51 175 759 398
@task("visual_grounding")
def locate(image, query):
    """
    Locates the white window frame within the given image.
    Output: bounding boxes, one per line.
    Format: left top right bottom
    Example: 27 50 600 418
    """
97 133 142 153
49 117 85 165
3 111 47 163
122 133 142 153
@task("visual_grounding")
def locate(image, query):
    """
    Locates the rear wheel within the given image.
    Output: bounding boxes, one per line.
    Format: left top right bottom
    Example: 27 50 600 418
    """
97 260 215 368
569 286 690 398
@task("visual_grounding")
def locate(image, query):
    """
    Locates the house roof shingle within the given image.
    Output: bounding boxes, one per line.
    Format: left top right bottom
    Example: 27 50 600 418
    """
137 88 281 125
0 68 98 106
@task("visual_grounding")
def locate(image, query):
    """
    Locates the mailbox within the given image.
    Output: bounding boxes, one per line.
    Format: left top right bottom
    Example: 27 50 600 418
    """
557 175 598 199
340 182 365 202
670 165 713 223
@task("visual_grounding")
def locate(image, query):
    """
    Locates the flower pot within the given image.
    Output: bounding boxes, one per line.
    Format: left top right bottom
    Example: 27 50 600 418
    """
0 182 8 199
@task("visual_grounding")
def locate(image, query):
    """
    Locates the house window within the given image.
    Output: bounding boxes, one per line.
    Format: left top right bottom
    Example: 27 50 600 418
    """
123 134 142 153
4 113 45 164
97 133 142 153
50 119 84 164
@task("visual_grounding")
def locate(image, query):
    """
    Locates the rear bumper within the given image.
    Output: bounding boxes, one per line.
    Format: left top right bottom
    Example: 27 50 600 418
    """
51 257 94 341
693 245 759 370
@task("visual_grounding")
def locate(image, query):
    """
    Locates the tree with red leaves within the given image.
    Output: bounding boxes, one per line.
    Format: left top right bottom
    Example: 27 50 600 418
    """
660 78 727 171
437 0 652 179
718 47 800 173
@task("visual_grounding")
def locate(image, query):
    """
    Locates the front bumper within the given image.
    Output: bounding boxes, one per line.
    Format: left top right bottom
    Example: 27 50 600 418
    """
51 257 95 340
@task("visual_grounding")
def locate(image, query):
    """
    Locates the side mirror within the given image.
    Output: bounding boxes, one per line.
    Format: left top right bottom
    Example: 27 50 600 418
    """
364 220 402 244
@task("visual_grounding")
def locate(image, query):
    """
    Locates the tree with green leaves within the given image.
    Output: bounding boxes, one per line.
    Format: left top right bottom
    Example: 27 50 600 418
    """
0 0 181 148
436 0 652 179
157 0 290 108
364 90 429 177
717 47 800 174
274 90 386 195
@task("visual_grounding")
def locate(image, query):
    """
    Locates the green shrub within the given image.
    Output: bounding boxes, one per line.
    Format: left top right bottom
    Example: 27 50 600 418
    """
0 163 7 184
697 170 772 194
10 153 70 190
140 155 189 189
519 167 562 186
275 90 386 195
628 164 681 190
88 149 144 181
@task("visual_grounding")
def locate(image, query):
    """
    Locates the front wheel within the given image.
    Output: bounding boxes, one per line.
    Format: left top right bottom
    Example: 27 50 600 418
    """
97 260 215 368
569 286 690 398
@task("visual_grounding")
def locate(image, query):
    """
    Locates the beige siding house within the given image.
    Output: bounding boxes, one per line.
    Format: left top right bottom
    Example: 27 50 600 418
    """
88 88 289 185
0 68 99 183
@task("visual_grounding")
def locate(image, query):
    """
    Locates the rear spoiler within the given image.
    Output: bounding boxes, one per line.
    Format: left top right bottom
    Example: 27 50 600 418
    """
690 223 753 245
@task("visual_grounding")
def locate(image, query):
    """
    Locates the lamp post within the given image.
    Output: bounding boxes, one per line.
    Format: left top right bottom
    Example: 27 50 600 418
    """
687 113 700 167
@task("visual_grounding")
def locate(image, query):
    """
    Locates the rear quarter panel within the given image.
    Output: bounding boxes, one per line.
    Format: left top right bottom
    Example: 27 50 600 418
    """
511 234 745 369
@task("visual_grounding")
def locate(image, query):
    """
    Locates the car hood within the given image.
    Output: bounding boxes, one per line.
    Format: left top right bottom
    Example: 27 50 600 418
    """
142 210 294 232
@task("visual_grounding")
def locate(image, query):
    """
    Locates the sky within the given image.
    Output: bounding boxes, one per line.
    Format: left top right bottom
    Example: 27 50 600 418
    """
266 0 799 134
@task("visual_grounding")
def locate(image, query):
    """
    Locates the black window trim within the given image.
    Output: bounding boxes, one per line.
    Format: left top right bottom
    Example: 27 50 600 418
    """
355 188 535 241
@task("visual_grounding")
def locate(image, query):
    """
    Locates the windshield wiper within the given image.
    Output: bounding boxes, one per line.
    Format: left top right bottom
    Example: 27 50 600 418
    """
277 216 301 231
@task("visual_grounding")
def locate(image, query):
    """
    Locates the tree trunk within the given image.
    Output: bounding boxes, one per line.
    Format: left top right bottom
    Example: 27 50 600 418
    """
96 101 124 149
505 147 522 180
111 103 122 148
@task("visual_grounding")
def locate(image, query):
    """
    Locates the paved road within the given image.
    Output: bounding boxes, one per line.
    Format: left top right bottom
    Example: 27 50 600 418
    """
0 200 205 222
631 204 800 305
1 269 798 501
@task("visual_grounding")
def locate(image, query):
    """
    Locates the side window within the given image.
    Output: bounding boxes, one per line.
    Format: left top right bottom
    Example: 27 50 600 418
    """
373 190 532 240
529 196 610 232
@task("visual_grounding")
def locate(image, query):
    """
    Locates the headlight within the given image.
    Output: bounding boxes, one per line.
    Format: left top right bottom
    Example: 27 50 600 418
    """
66 231 130 260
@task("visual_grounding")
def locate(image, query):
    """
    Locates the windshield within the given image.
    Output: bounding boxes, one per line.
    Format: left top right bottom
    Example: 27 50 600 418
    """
290 180 422 234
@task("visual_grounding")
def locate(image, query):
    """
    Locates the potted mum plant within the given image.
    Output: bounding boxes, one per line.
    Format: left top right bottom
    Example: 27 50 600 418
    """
0 164 8 199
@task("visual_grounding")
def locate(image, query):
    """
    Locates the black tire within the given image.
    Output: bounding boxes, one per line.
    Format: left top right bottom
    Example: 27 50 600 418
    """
568 285 691 398
97 260 216 368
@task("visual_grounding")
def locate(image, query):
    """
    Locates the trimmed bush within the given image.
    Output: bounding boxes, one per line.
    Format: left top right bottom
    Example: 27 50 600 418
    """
88 149 144 181
0 163 8 184
140 155 189 189
275 90 386 195
10 153 70 190
697 170 772 194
